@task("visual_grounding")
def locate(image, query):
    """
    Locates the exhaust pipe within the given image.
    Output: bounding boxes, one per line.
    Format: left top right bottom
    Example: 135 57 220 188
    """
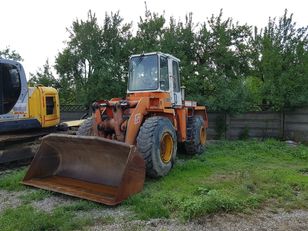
181 86 186 101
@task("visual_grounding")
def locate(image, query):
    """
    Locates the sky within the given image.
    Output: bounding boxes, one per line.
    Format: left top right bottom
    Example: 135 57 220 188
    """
1 0 307 77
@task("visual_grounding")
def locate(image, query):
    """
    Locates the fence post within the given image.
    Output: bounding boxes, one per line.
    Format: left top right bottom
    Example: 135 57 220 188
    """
279 110 285 140
225 112 231 139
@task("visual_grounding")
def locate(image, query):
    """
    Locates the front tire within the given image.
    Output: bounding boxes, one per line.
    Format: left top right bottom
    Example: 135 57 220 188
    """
137 116 177 178
76 117 93 136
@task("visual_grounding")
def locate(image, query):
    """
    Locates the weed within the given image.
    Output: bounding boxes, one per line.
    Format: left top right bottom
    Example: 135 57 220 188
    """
0 168 27 191
57 199 100 212
298 168 308 174
239 126 249 140
19 189 51 203
126 195 170 220
98 215 115 224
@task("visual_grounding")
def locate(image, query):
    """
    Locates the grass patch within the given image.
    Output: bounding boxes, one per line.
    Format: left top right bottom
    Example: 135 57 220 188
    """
98 215 116 225
58 199 100 212
0 205 92 231
0 168 27 191
0 198 101 230
126 139 308 220
19 189 52 203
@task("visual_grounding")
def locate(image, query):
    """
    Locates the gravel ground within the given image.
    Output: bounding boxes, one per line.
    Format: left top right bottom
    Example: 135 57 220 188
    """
76 207 132 220
31 194 75 213
90 209 308 231
0 190 25 213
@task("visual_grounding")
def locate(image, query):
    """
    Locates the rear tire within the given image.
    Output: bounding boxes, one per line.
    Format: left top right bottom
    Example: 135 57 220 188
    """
76 117 93 136
137 116 177 178
185 115 206 155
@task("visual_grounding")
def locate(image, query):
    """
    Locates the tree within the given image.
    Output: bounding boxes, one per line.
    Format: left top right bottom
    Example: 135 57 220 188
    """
86 11 132 103
28 59 58 88
161 13 198 93
55 11 103 104
251 10 308 110
52 8 308 112
55 10 132 105
131 3 166 53
193 10 253 112
0 47 23 61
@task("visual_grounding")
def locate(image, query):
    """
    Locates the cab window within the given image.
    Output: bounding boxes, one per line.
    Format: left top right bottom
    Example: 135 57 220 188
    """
0 63 21 115
160 56 169 91
46 97 55 115
172 61 180 92
128 55 158 91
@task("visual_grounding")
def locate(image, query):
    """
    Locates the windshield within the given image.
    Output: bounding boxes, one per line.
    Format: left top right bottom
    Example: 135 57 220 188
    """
128 55 158 91
0 63 21 115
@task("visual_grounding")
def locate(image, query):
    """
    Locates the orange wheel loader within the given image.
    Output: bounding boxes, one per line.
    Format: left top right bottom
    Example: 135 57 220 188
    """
22 52 208 205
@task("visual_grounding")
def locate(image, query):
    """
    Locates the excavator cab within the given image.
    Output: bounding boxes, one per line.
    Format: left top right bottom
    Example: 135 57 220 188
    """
0 60 27 117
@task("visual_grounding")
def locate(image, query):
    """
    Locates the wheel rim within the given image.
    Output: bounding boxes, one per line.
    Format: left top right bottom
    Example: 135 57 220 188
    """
200 126 206 145
160 133 173 164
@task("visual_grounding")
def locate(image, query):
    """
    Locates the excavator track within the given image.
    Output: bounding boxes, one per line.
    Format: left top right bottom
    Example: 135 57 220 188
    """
0 131 46 164
0 158 32 176
0 131 47 174
0 120 83 170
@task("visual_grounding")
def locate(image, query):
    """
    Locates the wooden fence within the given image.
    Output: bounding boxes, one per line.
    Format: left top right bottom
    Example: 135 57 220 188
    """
60 105 308 142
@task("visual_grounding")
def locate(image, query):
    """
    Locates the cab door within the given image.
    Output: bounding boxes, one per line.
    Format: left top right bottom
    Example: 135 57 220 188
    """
168 59 182 106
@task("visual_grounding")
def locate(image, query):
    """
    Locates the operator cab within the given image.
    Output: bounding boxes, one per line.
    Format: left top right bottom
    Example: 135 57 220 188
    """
128 52 182 106
0 59 28 117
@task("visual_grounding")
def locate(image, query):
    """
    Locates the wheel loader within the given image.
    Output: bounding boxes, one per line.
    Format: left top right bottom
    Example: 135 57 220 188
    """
22 52 208 205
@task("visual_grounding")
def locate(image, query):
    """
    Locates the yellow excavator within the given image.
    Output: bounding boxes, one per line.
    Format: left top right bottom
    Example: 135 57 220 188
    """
22 52 208 205
0 59 60 163
0 59 60 131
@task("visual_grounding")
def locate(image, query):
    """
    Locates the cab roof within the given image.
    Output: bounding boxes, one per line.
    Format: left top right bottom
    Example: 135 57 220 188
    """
129 52 180 62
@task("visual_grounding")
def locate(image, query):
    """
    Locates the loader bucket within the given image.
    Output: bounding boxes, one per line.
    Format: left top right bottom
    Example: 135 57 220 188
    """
22 134 145 205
